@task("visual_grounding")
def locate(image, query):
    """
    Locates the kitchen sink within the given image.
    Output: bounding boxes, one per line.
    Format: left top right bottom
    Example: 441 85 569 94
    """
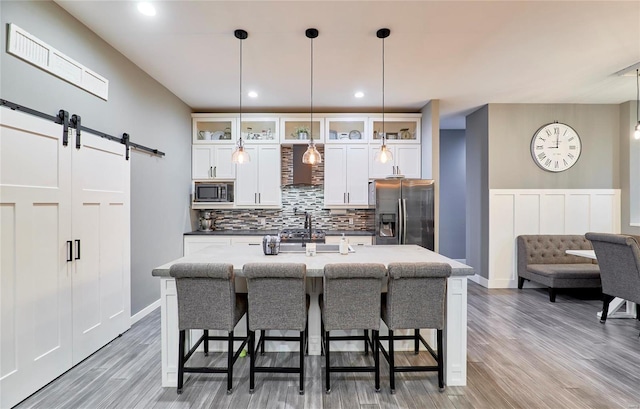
278 243 354 253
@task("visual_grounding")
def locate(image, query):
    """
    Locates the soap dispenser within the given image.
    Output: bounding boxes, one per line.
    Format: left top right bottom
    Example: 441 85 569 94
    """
339 234 349 255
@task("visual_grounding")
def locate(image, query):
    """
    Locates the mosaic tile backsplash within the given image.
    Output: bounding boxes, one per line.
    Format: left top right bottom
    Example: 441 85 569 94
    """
195 146 374 231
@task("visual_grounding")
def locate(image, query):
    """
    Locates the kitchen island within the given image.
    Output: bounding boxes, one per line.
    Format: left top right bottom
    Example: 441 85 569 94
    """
152 244 473 387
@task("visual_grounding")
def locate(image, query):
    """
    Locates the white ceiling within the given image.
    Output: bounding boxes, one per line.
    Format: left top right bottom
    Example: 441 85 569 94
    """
55 0 640 129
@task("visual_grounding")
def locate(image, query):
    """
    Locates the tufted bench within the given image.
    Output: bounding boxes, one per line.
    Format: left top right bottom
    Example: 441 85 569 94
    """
517 235 601 302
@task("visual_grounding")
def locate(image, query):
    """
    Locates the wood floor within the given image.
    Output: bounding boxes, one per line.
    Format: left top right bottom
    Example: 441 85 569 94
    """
15 283 640 409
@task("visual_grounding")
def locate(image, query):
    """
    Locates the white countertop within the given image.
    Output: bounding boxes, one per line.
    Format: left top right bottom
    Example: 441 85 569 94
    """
152 244 474 278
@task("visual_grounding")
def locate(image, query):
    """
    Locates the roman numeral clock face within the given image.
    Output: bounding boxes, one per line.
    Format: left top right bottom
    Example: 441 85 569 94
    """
530 122 582 172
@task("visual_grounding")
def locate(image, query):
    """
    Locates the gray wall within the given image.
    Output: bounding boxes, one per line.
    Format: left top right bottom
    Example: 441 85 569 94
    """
465 106 489 279
439 130 466 260
1 1 192 315
620 101 640 235
488 104 620 189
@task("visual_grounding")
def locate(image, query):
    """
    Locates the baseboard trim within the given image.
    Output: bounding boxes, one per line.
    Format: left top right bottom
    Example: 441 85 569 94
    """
131 299 161 325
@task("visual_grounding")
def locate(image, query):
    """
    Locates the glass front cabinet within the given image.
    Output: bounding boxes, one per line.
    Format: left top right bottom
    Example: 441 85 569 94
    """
280 116 325 144
368 116 420 143
325 116 368 144
192 115 237 144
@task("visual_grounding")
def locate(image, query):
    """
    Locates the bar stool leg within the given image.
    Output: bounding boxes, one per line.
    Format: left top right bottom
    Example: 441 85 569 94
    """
249 330 255 394
204 329 209 356
299 330 305 395
364 329 369 355
414 329 420 354
325 330 331 394
320 319 325 356
260 330 266 355
177 330 186 395
437 329 445 392
227 330 234 394
389 329 395 394
374 330 380 392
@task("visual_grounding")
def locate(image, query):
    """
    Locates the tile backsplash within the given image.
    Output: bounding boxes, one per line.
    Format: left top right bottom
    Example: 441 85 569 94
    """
200 185 374 231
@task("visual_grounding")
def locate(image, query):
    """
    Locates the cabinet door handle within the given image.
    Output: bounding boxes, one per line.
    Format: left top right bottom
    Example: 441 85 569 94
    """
214 166 217 178
75 239 81 260
254 193 257 203
343 192 346 203
209 166 213 178
347 192 350 203
66 241 73 262
258 193 261 203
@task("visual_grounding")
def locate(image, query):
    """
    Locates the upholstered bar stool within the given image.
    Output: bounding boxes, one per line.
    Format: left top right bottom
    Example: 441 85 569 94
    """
320 263 386 393
169 263 249 395
379 262 451 393
243 263 308 395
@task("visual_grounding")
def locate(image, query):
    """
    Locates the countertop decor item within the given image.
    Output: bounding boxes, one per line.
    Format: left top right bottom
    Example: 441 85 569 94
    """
349 130 361 139
374 28 393 164
231 29 251 164
302 28 322 165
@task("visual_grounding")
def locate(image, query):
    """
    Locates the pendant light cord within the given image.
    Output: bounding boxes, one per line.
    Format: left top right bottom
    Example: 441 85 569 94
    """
310 34 313 143
382 34 385 141
636 69 639 125
239 37 242 138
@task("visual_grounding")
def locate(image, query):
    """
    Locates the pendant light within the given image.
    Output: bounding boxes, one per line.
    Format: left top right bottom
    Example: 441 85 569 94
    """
231 29 251 164
374 28 393 164
634 69 640 140
302 28 322 165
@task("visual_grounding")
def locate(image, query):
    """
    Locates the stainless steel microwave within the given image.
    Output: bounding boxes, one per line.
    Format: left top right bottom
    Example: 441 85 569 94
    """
194 182 234 202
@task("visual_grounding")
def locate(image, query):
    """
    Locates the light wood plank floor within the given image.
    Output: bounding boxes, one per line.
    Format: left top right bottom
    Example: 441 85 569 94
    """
15 283 640 408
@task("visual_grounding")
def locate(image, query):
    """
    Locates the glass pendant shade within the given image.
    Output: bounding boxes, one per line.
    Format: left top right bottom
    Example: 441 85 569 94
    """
302 141 322 165
231 143 250 164
374 143 393 164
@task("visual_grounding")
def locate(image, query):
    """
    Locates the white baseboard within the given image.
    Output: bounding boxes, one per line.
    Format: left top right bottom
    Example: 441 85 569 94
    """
130 299 161 325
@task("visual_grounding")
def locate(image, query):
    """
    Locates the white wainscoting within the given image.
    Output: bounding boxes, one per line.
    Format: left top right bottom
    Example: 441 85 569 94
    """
483 189 620 289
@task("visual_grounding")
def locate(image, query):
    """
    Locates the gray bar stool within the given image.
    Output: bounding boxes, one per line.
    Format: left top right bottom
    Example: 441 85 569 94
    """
243 263 308 395
169 263 249 395
320 263 386 394
379 262 451 393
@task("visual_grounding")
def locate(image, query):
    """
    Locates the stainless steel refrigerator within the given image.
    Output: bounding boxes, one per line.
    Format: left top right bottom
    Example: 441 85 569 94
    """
369 179 435 250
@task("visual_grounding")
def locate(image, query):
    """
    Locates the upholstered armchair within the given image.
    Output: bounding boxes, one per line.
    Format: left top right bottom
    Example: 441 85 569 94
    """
584 233 640 324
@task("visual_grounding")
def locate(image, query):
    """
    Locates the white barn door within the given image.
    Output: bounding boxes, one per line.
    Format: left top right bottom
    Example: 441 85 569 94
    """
0 109 73 408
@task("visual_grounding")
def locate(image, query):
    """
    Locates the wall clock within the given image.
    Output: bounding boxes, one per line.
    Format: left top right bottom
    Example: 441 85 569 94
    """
530 122 582 172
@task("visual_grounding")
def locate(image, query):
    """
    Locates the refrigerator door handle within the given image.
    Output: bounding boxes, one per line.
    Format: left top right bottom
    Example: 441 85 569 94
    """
398 198 403 244
403 198 408 244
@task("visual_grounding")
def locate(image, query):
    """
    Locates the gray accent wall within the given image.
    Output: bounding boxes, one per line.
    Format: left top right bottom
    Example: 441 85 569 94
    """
465 106 489 279
1 1 192 315
439 130 466 260
487 104 620 189
620 101 640 235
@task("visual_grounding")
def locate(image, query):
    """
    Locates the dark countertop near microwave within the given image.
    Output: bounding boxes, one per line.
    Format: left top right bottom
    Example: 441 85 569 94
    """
184 230 374 236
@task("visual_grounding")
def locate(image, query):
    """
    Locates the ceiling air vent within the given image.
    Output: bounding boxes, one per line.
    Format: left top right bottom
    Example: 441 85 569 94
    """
7 23 109 100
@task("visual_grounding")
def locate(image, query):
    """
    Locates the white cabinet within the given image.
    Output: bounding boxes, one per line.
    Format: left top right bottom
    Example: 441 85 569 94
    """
369 144 421 179
280 116 325 144
183 236 232 255
324 145 369 207
325 116 368 143
192 115 236 144
0 109 130 408
369 116 421 143
192 145 236 180
235 145 281 207
325 235 373 246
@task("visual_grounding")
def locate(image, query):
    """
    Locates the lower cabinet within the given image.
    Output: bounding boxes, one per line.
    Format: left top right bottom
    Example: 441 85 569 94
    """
0 109 131 409
325 235 373 246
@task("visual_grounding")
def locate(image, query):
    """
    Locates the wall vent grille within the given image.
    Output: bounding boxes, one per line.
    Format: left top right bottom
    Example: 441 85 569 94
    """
7 23 109 100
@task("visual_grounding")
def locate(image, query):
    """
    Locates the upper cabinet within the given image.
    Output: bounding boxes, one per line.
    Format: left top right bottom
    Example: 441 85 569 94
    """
193 115 237 144
369 116 421 143
280 116 325 144
192 145 236 180
325 116 368 144
240 116 280 144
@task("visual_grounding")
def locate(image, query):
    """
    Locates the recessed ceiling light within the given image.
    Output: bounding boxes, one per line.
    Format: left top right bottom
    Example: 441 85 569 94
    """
137 2 156 16
248 91 258 98
354 91 364 98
